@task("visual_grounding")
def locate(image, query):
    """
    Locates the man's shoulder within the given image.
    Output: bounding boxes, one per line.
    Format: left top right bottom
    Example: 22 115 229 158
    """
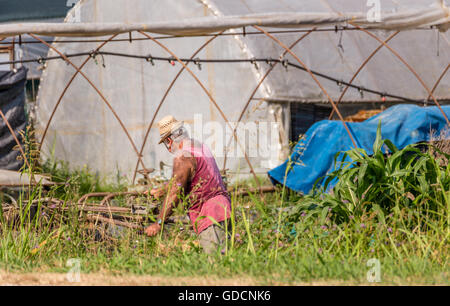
175 149 195 160
188 140 214 159
174 151 197 170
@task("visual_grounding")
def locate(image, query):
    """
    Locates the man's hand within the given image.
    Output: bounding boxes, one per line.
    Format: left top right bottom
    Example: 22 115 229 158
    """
150 188 165 199
144 187 166 199
145 223 162 237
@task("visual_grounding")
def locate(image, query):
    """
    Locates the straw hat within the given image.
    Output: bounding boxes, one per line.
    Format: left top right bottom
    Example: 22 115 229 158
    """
157 115 184 144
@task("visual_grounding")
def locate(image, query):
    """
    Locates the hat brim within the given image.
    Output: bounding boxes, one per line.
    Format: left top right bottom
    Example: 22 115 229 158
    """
158 121 184 144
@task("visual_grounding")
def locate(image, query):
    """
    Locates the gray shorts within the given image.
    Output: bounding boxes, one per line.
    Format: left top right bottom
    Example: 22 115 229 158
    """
198 221 230 254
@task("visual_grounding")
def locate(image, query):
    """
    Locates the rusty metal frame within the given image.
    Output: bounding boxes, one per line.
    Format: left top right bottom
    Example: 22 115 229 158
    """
347 24 450 126
0 43 35 183
29 34 147 170
38 34 118 151
98 191 140 205
428 63 449 101
328 31 400 120
0 109 35 183
131 31 224 184
0 45 14 71
252 25 358 148
2 25 444 187
222 29 316 171
137 30 262 188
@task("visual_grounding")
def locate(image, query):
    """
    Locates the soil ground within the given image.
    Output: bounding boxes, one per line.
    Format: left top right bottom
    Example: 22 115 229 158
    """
0 271 308 285
0 270 443 286
0 271 341 285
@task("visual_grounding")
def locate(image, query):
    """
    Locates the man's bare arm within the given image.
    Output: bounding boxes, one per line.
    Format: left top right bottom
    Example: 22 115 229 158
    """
158 154 196 221
145 154 196 237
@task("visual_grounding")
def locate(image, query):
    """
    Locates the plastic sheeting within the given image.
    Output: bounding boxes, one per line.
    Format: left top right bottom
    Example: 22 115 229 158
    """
0 1 449 36
268 104 450 194
34 0 450 180
200 0 450 102
36 0 280 180
0 66 26 171
1 37 52 79
210 0 450 103
0 169 54 186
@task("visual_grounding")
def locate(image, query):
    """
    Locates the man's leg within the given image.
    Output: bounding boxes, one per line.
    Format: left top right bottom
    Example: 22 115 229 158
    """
198 221 228 254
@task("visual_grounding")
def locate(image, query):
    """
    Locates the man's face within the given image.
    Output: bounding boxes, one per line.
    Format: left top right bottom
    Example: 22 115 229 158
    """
163 136 173 153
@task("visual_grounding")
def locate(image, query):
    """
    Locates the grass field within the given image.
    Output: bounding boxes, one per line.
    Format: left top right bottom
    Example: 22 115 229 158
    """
0 128 448 285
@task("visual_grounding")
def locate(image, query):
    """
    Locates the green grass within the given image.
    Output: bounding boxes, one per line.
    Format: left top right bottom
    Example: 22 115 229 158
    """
0 127 448 285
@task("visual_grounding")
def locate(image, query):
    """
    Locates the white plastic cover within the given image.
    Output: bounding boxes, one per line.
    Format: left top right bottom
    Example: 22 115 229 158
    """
0 1 449 36
33 0 450 181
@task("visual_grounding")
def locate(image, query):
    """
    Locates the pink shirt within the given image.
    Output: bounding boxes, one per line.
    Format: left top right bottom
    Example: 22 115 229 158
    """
179 140 231 234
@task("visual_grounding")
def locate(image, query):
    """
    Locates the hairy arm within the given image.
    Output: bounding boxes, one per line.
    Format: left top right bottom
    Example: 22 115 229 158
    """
157 154 196 221
145 153 196 237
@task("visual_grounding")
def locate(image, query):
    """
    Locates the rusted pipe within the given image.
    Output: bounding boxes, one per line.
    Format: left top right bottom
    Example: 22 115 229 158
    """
38 34 118 152
253 25 358 149
137 30 263 191
86 214 143 229
230 185 276 197
99 191 140 206
0 109 35 184
77 192 113 204
347 24 450 126
427 63 449 101
223 29 315 171
328 31 400 119
131 31 224 184
45 202 153 214
29 33 147 170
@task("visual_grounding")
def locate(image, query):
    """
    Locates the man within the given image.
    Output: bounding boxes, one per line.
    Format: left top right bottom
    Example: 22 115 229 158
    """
144 115 231 254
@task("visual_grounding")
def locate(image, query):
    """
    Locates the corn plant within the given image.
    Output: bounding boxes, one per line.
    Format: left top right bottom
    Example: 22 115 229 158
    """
291 122 450 226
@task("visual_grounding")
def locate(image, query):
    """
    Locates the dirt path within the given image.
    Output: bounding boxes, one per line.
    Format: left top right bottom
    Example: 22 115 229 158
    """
0 271 348 286
1 271 443 285
0 271 266 286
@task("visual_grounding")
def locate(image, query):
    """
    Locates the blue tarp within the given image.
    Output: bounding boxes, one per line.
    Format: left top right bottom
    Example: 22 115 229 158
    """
268 104 450 194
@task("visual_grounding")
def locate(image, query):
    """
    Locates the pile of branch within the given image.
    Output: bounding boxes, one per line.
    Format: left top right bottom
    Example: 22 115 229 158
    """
0 186 277 234
0 192 159 232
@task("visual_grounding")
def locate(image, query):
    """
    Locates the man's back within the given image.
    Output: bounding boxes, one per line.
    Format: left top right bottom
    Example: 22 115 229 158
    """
178 139 231 234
